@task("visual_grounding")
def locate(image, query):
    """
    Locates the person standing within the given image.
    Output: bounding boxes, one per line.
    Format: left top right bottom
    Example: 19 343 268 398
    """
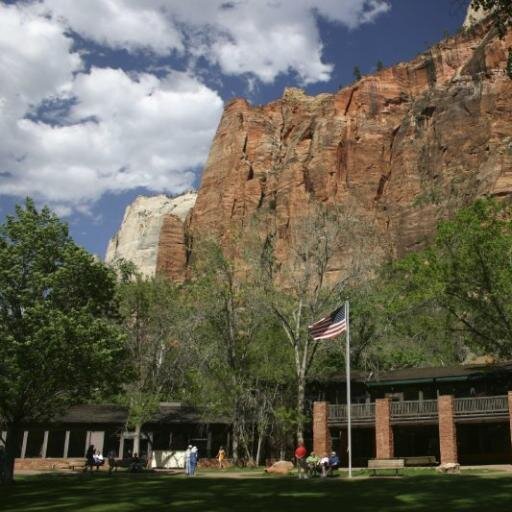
189 446 198 476
184 445 192 476
294 442 307 479
85 445 95 473
216 446 226 469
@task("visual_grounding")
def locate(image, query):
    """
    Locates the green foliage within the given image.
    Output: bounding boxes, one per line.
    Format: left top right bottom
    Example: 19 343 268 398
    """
376 60 384 72
116 275 188 428
0 199 126 427
388 198 512 360
353 66 362 81
184 237 293 461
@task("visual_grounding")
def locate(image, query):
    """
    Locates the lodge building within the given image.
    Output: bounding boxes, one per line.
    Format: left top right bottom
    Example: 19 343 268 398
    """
312 362 512 466
1 403 230 471
3 362 512 469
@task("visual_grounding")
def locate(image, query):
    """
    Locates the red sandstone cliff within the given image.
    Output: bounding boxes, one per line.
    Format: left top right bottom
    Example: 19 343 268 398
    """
185 20 512 280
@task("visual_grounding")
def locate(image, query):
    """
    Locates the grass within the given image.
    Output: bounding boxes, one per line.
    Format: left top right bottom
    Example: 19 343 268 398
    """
1 469 512 512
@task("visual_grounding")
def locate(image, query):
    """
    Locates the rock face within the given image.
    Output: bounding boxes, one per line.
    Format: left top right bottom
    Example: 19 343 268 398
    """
463 5 490 29
106 192 196 278
189 20 512 279
109 18 512 283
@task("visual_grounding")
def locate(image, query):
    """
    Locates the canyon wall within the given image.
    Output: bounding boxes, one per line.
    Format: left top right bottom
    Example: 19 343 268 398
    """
105 192 196 279
108 18 512 282
188 19 512 280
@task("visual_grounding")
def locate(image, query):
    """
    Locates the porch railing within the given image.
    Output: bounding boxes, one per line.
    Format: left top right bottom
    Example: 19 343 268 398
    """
328 403 375 425
454 395 509 417
328 395 509 425
391 399 438 420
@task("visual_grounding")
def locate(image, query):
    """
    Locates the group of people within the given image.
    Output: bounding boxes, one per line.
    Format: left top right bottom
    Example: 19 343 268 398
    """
85 445 104 471
294 443 340 478
85 445 146 473
184 445 199 476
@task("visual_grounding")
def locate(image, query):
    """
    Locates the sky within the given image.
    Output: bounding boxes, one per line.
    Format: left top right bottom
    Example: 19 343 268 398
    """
0 0 471 258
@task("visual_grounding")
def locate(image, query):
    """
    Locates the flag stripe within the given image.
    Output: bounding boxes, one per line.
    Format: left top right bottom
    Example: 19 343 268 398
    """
308 305 347 340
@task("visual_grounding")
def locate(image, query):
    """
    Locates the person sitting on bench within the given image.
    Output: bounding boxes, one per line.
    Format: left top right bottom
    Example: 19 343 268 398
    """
129 453 144 473
320 454 330 477
306 452 320 477
93 451 104 470
328 451 340 475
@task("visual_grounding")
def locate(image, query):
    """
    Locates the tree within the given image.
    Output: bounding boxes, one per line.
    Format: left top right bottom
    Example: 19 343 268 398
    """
353 66 362 81
393 198 512 360
376 60 384 72
117 274 189 456
0 199 126 482
186 238 292 464
253 204 381 443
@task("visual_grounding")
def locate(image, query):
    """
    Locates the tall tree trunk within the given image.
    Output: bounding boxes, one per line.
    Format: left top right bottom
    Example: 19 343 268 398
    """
255 432 264 466
231 418 239 465
296 377 305 444
4 423 20 483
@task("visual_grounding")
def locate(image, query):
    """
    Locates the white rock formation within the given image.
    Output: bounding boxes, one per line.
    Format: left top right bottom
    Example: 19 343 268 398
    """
463 4 489 29
105 192 196 277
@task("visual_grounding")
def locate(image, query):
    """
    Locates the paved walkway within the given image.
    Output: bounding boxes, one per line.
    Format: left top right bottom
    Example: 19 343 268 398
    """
15 464 512 478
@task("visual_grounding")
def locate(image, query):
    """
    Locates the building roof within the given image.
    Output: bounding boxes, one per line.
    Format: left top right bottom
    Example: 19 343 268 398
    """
313 361 512 386
54 403 229 425
368 361 512 386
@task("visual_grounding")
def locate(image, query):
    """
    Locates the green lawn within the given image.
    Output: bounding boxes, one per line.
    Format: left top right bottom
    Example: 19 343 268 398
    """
1 470 511 512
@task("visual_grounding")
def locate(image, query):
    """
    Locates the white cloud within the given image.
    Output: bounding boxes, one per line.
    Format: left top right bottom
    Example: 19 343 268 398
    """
37 0 390 84
0 0 390 214
0 3 81 115
40 0 184 55
1 67 223 208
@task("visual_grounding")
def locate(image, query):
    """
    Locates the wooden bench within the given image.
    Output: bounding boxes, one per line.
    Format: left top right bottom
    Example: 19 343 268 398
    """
368 458 405 476
67 459 88 471
109 457 148 473
404 456 437 467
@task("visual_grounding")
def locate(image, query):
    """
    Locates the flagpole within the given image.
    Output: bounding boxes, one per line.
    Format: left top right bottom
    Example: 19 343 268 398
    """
345 300 352 479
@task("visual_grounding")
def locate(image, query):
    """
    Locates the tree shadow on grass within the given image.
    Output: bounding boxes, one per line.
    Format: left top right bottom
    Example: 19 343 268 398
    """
2 472 512 512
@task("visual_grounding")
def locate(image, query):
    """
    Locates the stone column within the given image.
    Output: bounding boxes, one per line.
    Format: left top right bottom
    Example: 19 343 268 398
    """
438 395 458 464
21 431 28 459
63 431 70 458
313 401 331 456
41 431 49 458
375 398 393 459
119 434 125 459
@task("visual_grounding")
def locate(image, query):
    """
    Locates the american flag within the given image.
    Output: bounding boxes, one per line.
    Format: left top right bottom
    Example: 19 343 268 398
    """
309 305 347 340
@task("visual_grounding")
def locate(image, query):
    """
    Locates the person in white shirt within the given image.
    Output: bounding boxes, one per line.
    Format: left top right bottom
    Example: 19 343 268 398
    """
320 454 330 477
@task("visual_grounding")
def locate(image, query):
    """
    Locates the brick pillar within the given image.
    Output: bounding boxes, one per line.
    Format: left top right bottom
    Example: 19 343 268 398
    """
313 401 331 456
375 398 393 459
438 395 458 464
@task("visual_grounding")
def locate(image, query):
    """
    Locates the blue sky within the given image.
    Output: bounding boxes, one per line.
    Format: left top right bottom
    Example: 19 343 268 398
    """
0 0 470 257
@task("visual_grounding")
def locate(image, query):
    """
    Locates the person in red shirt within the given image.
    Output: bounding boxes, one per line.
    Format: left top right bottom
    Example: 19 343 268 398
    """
294 442 308 479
